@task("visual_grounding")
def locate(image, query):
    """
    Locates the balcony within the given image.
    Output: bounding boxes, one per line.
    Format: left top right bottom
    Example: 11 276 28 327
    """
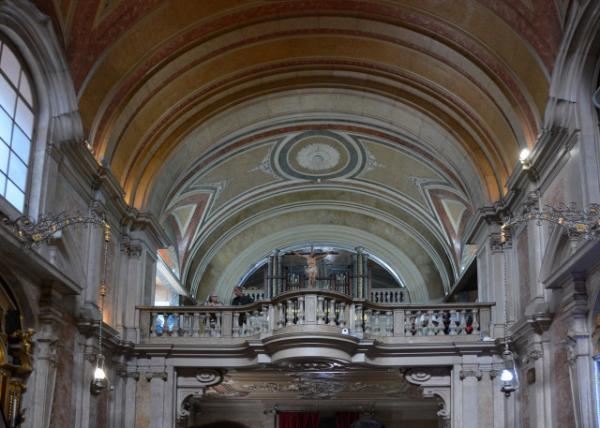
137 289 493 362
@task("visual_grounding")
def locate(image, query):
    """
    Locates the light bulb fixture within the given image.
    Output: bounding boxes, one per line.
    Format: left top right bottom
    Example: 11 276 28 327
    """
91 354 108 395
500 348 519 398
519 148 531 169
90 221 111 395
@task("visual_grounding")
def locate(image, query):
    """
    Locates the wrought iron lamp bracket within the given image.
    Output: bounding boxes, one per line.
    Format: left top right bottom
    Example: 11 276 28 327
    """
3 211 109 247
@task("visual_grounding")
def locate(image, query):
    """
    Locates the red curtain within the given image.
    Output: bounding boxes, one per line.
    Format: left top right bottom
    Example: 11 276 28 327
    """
278 411 320 428
335 412 360 428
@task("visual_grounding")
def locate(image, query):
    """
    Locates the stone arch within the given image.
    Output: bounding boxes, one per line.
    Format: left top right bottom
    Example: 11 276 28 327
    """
210 224 430 303
0 260 35 329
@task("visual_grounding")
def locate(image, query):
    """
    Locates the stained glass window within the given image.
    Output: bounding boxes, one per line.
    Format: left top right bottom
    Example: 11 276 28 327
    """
0 40 34 212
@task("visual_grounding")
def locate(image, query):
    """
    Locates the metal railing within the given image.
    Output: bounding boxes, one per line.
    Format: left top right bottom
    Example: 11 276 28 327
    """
369 288 406 304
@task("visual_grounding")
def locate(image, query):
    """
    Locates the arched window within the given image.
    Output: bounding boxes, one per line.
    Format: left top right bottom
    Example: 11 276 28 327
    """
0 39 34 212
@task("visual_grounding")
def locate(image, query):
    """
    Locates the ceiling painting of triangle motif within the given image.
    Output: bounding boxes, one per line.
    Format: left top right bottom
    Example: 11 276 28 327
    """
162 192 212 271
409 176 472 264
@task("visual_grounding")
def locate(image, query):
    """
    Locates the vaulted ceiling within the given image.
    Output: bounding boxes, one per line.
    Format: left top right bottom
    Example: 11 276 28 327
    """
37 0 562 301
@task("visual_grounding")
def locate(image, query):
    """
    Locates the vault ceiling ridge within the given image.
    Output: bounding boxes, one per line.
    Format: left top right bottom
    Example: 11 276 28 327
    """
186 201 453 297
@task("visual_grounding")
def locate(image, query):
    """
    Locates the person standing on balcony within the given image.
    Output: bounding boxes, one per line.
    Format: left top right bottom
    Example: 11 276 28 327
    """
231 286 254 328
231 286 254 305
205 294 223 306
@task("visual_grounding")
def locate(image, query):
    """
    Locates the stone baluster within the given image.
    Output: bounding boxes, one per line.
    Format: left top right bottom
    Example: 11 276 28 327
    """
178 312 184 336
244 312 252 336
374 311 381 335
404 311 412 336
385 311 393 336
433 311 442 335
317 296 325 324
192 312 200 337
186 312 194 336
149 312 156 337
471 309 479 334
277 303 285 328
364 308 372 335
233 312 240 337
457 310 466 335
355 304 363 333
262 305 269 333
215 312 222 337
338 302 346 327
449 310 457 335
286 301 294 326
427 310 435 336
297 297 305 324
329 299 336 325
255 310 262 334
195 313 204 337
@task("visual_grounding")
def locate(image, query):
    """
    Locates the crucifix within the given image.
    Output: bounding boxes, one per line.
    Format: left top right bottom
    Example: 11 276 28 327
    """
291 247 338 286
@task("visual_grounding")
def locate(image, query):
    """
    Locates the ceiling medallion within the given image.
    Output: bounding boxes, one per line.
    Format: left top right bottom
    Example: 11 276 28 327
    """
296 143 340 171
272 130 365 180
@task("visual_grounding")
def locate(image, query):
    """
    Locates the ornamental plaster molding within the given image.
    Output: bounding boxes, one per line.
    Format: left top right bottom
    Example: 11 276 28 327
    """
195 369 224 387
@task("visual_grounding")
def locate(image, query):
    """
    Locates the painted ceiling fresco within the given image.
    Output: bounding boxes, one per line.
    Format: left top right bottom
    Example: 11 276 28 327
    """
36 0 563 301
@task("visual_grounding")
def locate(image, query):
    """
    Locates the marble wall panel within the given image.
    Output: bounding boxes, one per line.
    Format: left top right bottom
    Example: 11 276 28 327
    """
48 314 77 428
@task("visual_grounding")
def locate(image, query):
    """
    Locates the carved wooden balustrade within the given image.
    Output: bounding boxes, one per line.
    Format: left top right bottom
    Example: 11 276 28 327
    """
137 290 493 344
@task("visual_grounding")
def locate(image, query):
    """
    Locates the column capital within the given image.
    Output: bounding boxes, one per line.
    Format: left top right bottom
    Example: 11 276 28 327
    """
459 364 483 381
